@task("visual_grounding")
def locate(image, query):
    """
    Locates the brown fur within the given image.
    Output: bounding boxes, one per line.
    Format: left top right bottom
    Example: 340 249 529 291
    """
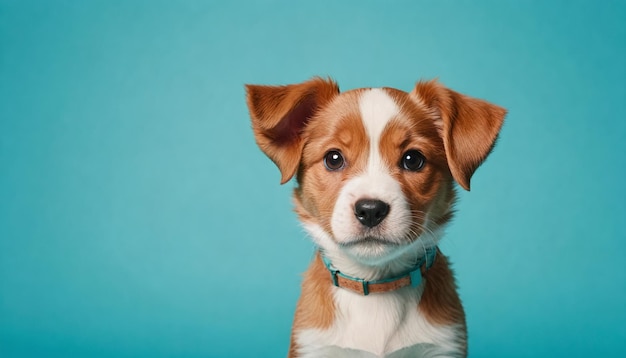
410 80 507 190
420 251 468 355
297 90 370 236
245 77 340 184
288 253 334 357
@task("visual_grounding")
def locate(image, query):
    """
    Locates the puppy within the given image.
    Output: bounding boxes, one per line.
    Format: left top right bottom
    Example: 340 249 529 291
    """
245 78 506 358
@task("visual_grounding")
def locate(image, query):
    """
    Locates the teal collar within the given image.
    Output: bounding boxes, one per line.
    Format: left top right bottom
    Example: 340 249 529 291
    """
321 247 438 296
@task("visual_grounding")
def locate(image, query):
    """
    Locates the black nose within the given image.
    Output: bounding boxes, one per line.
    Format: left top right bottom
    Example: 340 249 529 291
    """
354 199 390 228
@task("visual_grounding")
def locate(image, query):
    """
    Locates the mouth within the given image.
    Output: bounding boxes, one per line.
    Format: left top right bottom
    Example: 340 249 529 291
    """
338 236 402 247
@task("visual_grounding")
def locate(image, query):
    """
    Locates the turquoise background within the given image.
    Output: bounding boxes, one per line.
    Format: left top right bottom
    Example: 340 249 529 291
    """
1 1 625 357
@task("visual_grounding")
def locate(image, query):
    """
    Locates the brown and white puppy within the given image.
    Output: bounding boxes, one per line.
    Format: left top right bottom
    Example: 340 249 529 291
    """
245 78 505 358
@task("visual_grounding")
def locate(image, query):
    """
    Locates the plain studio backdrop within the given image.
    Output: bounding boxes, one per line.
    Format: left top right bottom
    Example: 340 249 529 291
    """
1 1 624 357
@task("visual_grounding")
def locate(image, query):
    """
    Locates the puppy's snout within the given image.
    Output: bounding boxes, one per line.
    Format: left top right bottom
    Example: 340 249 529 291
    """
354 199 390 228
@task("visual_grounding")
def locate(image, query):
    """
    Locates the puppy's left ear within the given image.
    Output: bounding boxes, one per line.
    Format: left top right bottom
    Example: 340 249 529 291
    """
245 77 339 184
411 80 507 190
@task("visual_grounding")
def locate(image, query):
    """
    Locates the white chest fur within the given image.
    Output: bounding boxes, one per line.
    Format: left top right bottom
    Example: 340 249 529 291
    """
294 285 463 358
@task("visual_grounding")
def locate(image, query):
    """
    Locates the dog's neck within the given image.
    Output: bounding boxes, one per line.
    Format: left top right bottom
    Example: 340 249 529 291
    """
303 222 444 282
321 246 438 295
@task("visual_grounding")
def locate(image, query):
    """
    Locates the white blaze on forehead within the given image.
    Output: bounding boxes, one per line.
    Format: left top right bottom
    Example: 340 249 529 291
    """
328 88 411 259
358 88 400 172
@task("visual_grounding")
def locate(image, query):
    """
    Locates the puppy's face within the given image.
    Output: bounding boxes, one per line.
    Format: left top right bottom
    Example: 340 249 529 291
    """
246 78 505 265
296 88 452 262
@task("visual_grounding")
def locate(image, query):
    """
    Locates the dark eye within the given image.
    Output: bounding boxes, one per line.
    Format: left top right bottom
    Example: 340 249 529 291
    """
400 150 426 171
324 150 345 171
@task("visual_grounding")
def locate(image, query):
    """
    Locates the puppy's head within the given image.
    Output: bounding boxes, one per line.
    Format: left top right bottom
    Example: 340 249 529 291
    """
246 78 505 265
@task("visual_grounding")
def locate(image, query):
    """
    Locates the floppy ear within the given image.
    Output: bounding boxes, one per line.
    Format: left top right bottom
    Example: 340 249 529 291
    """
411 80 506 191
245 77 339 184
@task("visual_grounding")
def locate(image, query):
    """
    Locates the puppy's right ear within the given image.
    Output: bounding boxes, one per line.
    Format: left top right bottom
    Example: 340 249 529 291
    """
245 77 339 184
